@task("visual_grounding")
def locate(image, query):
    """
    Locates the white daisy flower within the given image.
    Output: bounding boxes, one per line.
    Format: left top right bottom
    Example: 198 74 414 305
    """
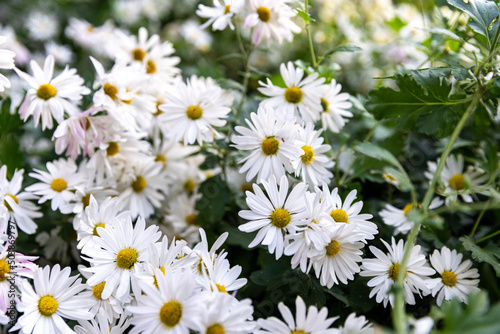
0 36 15 92
159 75 233 145
309 224 365 287
143 41 181 85
164 193 202 240
424 154 489 204
293 122 334 187
81 216 162 301
256 295 338 334
326 187 378 241
11 264 93 334
197 0 245 31
360 238 435 307
15 55 90 130
25 11 59 41
239 175 307 259
320 80 353 133
127 268 199 334
259 62 327 123
332 313 373 334
26 158 85 212
244 0 301 46
0 166 41 235
75 310 131 334
113 26 160 64
197 252 247 294
427 246 480 306
232 106 301 183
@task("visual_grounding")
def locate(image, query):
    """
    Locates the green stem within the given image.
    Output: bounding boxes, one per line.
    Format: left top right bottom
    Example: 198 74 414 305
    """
304 0 318 69
235 32 254 120
477 230 500 244
470 199 490 237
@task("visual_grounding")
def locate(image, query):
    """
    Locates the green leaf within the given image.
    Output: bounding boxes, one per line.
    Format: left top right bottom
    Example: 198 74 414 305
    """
366 69 467 138
195 175 231 225
323 45 362 58
387 16 406 31
382 166 413 192
447 0 500 47
460 236 500 276
0 98 23 138
296 10 315 23
353 142 402 169
250 260 290 290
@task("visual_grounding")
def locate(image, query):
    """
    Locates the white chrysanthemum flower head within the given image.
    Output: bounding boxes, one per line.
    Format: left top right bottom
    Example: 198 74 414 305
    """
15 55 90 130
232 106 301 183
114 26 160 64
143 41 181 86
259 62 327 123
165 193 202 240
197 0 245 31
0 165 41 235
244 0 301 45
360 238 435 307
320 79 353 133
256 295 338 334
427 246 480 306
196 251 247 294
332 313 374 334
81 215 162 301
12 264 93 334
0 36 15 92
159 75 233 145
25 11 59 41
75 310 131 334
239 175 307 259
190 228 229 277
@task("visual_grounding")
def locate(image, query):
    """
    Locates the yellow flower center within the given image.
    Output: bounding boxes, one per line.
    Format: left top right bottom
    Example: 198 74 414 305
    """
146 60 157 74
132 48 146 61
116 248 139 270
291 331 307 334
38 295 58 316
132 176 146 193
261 136 280 156
37 83 57 100
186 105 203 120
103 83 118 100
270 208 291 228
207 324 226 334
183 179 195 194
388 262 407 281
441 270 458 287
449 174 465 191
300 145 315 164
383 173 397 182
4 193 19 211
0 260 10 281
185 214 199 226
241 183 253 194
224 5 231 14
106 142 120 156
216 284 227 293
155 101 163 116
320 98 329 112
257 6 271 22
82 193 91 209
92 281 106 300
159 301 182 327
330 209 348 223
153 266 166 289
92 223 105 237
51 178 67 192
325 240 341 257
284 86 303 104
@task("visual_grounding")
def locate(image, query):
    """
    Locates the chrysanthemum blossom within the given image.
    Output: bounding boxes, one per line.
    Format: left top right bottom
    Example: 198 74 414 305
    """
256 295 338 334
332 313 373 334
0 36 15 92
239 175 307 259
197 0 245 31
320 80 353 133
15 55 90 130
12 264 93 334
427 246 480 306
360 238 435 307
259 62 327 123
244 0 301 46
232 106 301 183
159 75 233 145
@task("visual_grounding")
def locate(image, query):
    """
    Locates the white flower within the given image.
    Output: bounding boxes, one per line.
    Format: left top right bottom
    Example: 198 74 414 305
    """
427 246 480 306
326 187 378 241
0 166 41 235
11 265 93 334
360 238 435 307
239 175 307 259
320 80 353 133
293 122 334 187
244 0 301 45
197 0 245 31
425 154 489 204
81 216 162 301
0 36 15 92
113 26 160 64
159 75 233 145
232 106 301 183
75 310 131 334
332 313 373 334
197 252 247 294
259 62 327 123
127 268 200 334
15 55 90 130
26 158 85 212
309 224 364 287
25 11 59 41
256 295 338 334
165 193 202 239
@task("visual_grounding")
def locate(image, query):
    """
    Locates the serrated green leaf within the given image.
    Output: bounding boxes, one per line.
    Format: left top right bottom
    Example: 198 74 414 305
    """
323 45 362 58
297 10 315 23
460 236 500 276
195 175 231 225
447 0 499 47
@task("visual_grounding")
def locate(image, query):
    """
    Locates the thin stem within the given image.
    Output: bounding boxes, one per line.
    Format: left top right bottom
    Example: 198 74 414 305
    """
477 230 500 244
304 0 318 69
470 199 490 237
235 33 255 120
